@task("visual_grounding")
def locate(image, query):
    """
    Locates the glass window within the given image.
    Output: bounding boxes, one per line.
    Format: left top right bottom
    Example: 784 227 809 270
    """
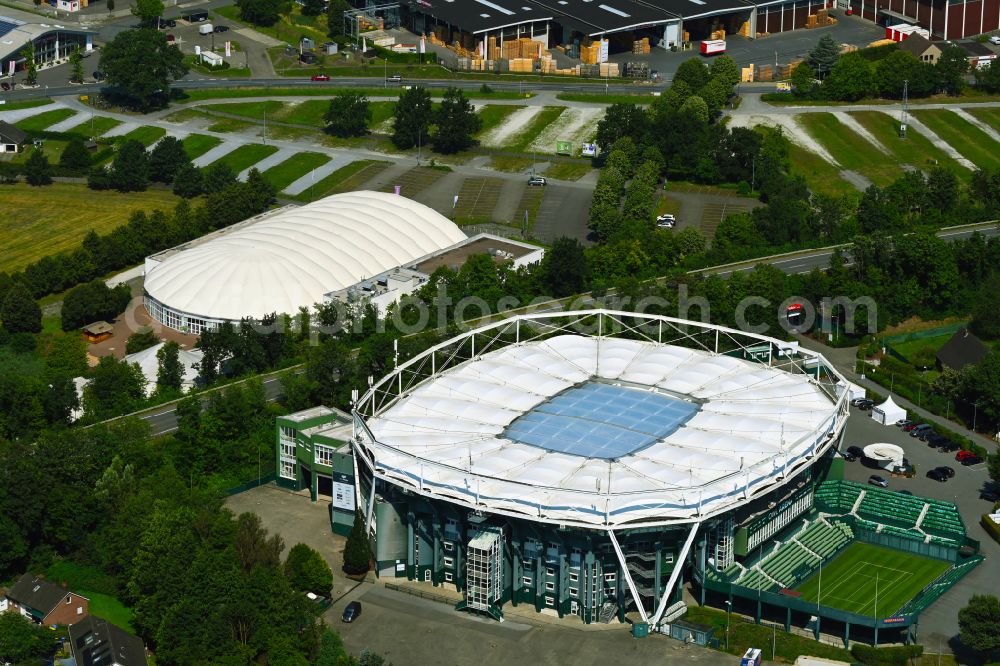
569 572 578 582
545 582 555 591
569 587 578 597
546 568 554 577
604 573 616 583
443 556 453 567
522 576 532 587
445 572 453 582
444 542 454 552
315 444 335 466
279 461 296 480
544 597 554 607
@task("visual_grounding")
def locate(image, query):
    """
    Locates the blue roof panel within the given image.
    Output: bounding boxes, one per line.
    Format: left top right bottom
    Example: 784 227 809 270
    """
504 383 699 459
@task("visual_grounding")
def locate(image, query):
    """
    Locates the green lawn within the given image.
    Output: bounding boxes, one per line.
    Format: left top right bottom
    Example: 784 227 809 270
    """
181 134 223 159
544 161 593 181
15 108 77 132
489 155 534 172
889 332 955 364
476 105 525 138
177 86 528 103
910 109 1000 171
119 125 167 147
63 116 122 139
207 117 260 133
500 106 566 152
555 92 655 105
0 98 52 111
794 542 950 617
203 99 394 132
286 159 391 202
209 143 279 173
0 183 184 271
967 107 1000 134
263 151 330 191
78 590 135 632
796 112 903 186
756 126 857 197
849 111 969 177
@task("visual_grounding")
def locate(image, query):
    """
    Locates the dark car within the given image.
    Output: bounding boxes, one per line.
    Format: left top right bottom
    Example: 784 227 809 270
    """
0 81 9 91
910 424 932 437
214 24 229 32
842 450 858 462
961 455 983 466
856 399 874 410
868 475 889 488
342 601 361 623
927 468 947 482
981 489 1000 502
93 71 105 81
935 465 955 478
926 433 947 447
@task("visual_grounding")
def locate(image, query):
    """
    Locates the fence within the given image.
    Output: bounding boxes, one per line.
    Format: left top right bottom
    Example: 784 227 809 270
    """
385 582 457 606
224 473 277 496
852 523 959 562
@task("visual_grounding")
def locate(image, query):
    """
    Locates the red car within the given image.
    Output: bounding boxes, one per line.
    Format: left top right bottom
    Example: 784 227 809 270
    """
902 423 920 431
956 450 975 461
311 74 330 81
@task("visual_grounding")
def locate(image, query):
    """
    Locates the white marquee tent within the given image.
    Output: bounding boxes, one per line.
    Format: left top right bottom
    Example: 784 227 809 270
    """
871 396 906 425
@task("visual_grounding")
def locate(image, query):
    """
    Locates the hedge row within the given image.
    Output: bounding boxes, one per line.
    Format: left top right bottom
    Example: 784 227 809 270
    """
850 644 923 666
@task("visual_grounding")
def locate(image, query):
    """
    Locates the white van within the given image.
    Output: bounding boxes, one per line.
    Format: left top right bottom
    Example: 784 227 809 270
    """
199 23 214 35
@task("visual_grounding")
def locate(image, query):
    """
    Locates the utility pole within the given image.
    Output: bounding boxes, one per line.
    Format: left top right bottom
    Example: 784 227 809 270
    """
973 402 978 431
899 79 909 137
874 571 880 647
263 105 267 145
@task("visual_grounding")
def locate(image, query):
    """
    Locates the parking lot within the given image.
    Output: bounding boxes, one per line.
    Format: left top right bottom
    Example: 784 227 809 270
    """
837 408 1000 650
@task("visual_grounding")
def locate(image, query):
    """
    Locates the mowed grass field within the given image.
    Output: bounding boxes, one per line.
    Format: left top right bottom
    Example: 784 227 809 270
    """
796 112 903 186
794 543 950 617
849 111 969 177
967 107 1000 134
262 151 330 191
209 143 279 173
0 183 183 271
910 109 1000 171
14 108 76 132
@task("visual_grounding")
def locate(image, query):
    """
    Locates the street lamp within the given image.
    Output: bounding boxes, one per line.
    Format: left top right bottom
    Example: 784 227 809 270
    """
724 599 732 649
973 402 978 432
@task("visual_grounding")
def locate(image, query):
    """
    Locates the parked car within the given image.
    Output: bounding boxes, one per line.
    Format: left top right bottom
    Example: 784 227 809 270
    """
902 422 921 431
910 424 932 437
855 399 874 410
850 397 868 407
961 455 983 466
925 433 947 447
93 70 105 81
980 489 1000 502
935 466 955 478
342 601 362 623
311 74 330 81
927 468 947 482
528 176 546 186
842 449 858 462
868 475 889 488
0 81 9 91
165 33 175 41
214 24 229 32
846 445 865 459
991 35 1000 45
956 450 976 461
939 441 960 452
895 419 913 428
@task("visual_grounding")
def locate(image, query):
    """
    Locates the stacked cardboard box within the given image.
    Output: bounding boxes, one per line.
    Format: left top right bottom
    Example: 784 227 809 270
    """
741 63 755 82
599 62 620 77
710 29 726 40
740 21 751 37
508 57 534 73
500 38 543 60
632 37 650 54
756 64 773 81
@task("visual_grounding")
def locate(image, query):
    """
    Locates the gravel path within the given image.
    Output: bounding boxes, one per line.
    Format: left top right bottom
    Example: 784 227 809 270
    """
527 107 602 154
731 113 840 166
46 111 83 133
480 106 543 148
192 140 246 168
952 108 1000 144
833 111 888 153
0 101 63 123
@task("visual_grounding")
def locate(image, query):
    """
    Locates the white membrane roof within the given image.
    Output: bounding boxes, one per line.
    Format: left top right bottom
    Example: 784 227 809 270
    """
361 334 844 527
143 191 467 321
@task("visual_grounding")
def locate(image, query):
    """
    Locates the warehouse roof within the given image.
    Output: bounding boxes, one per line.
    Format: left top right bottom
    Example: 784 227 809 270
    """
360 333 844 528
143 191 467 322
530 0 674 35
413 0 553 34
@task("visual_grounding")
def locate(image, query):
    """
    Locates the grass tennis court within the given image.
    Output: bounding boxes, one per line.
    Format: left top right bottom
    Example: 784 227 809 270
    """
794 543 950 617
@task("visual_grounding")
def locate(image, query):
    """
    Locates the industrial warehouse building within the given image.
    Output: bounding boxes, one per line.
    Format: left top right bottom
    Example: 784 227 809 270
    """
142 191 543 334
277 311 980 641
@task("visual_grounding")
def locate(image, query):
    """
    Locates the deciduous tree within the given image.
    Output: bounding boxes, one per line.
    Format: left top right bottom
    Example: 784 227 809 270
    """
99 28 187 111
936 46 969 95
958 594 1000 657
431 87 481 154
823 51 874 101
148 136 190 183
390 86 432 150
284 543 333 595
323 92 371 137
541 237 589 297
1 282 41 334
131 0 164 26
109 139 150 192
172 161 203 198
59 137 91 175
156 341 184 393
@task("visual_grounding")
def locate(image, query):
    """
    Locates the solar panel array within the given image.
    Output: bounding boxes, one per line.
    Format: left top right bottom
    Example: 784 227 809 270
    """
0 17 24 39
504 382 699 459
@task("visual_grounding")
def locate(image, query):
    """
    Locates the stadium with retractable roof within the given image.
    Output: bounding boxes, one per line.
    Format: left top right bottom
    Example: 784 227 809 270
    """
278 311 981 643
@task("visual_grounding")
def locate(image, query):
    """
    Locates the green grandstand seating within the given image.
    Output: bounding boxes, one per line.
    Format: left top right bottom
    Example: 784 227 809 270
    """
814 481 863 514
797 520 852 558
857 491 923 528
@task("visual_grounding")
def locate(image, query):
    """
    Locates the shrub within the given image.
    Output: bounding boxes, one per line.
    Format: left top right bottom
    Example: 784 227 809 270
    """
982 514 1000 545
850 644 923 666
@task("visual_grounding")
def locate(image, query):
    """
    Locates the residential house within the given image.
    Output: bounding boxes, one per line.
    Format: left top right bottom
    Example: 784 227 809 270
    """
1 573 89 626
898 34 942 64
69 615 148 666
936 328 990 371
0 120 28 154
956 41 998 68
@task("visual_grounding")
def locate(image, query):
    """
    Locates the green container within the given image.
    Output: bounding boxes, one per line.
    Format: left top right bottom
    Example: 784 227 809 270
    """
632 622 650 638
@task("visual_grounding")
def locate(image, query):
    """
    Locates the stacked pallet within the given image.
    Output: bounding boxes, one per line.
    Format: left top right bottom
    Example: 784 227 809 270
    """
500 38 543 60
580 41 602 64
867 38 895 47
741 63 755 82
710 29 726 40
683 30 691 42
632 37 650 54
508 57 534 73
599 62 620 77
756 64 774 81
539 54 556 74
739 21 751 37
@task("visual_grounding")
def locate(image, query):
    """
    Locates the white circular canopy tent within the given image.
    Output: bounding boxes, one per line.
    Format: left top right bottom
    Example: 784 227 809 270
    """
862 442 905 469
143 191 467 331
